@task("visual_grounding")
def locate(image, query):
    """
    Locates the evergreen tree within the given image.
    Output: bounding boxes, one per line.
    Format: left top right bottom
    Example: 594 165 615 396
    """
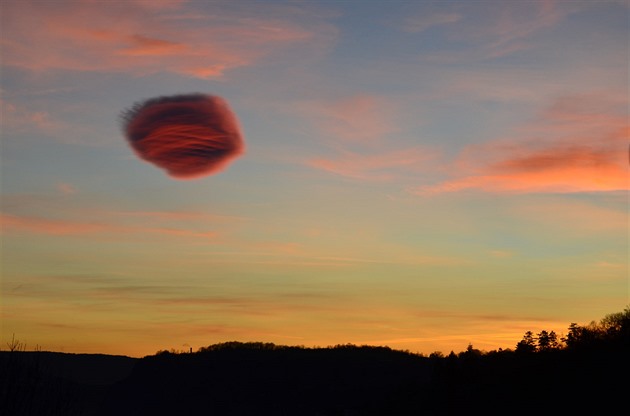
537 330 550 351
515 331 537 353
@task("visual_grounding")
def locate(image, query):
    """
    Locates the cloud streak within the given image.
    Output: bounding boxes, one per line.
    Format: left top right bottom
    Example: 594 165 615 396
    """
293 94 438 182
0 212 218 240
308 147 434 181
1 0 333 78
413 93 628 194
405 1 603 62
296 95 400 143
401 12 462 33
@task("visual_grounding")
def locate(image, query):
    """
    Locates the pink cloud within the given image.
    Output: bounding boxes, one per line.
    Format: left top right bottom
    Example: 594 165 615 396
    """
308 147 434 181
1 97 65 132
413 93 628 194
0 95 107 146
297 95 400 143
56 183 77 195
1 0 332 79
293 94 437 181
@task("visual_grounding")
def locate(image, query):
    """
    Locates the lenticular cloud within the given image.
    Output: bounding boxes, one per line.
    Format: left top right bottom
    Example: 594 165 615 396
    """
122 94 245 179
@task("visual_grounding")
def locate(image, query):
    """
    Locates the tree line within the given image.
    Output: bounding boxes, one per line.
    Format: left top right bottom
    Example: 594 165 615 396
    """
514 305 630 353
153 305 630 358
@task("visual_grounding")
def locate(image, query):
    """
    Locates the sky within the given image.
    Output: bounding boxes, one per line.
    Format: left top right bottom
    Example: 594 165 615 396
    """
0 0 628 357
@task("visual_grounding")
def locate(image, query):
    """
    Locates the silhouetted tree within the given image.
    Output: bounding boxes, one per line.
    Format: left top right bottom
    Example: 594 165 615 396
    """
459 343 482 358
563 323 581 348
548 331 560 349
515 331 537 353
537 330 550 350
535 330 561 351
599 305 630 343
562 305 630 349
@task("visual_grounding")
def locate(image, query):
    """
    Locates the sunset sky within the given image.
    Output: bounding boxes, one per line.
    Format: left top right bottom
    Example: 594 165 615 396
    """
1 0 628 357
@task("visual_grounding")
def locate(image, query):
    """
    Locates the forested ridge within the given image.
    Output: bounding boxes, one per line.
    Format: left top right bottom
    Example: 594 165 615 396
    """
2 306 628 415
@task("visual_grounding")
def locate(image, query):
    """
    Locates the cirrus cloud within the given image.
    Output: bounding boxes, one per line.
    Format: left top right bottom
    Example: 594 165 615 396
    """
1 0 334 79
413 92 628 195
0 212 218 240
308 147 435 181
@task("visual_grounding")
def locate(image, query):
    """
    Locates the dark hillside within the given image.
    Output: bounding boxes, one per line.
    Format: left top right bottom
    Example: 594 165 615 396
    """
0 351 137 385
99 341 628 416
427 344 628 414
0 351 136 416
101 344 433 416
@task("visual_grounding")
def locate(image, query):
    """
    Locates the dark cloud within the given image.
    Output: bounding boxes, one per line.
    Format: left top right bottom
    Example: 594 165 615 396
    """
122 94 245 179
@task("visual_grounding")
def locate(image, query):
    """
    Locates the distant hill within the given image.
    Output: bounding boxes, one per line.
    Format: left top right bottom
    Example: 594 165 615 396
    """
0 351 136 416
103 344 433 416
0 351 137 385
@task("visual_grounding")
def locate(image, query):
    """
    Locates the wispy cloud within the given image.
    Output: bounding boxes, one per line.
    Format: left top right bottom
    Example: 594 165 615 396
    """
478 0 568 58
118 34 188 56
0 212 218 239
1 96 65 132
111 210 248 223
1 0 335 79
307 147 435 181
413 92 628 194
291 93 439 182
409 1 599 61
0 94 102 145
401 12 462 33
510 199 627 235
295 94 400 143
1 213 110 235
55 182 77 195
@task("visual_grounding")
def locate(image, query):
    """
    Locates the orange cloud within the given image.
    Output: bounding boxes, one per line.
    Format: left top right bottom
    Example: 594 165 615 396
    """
1 213 109 235
119 35 187 56
414 93 628 194
0 213 217 239
111 210 247 223
491 145 618 173
1 0 331 78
